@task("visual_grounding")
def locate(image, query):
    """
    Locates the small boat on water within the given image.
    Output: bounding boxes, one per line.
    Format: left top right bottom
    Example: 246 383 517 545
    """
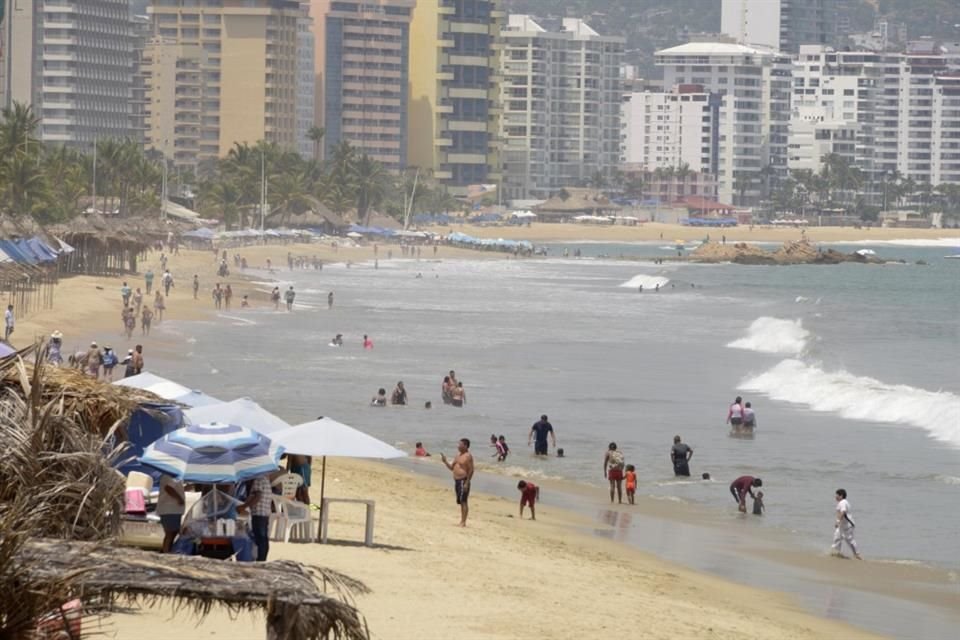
945 254 960 259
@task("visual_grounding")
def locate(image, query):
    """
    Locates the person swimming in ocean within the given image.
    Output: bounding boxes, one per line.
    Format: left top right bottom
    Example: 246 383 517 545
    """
331 334 344 347
371 388 387 407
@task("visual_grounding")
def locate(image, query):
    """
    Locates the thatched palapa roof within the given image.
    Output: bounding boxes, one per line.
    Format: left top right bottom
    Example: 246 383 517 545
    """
535 188 621 218
17 540 371 640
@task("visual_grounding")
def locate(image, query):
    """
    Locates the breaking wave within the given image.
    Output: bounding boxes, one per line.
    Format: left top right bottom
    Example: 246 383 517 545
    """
727 317 810 356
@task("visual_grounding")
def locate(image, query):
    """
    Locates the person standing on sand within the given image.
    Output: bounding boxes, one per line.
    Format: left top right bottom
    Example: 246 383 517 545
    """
141 306 153 336
517 480 539 520
4 304 14 343
671 435 693 477
328 291 334 309
157 473 185 553
238 472 273 561
224 285 233 310
730 475 762 513
603 443 625 504
121 282 131 307
154 291 165 322
162 269 174 296
133 288 143 315
831 488 861 559
271 287 281 310
528 415 556 456
123 308 136 339
145 269 154 294
85 342 101 379
441 438 474 527
192 275 200 300
132 344 144 375
212 284 223 310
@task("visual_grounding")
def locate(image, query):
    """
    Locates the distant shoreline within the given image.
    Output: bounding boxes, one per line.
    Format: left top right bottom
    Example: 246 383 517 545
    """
428 221 960 245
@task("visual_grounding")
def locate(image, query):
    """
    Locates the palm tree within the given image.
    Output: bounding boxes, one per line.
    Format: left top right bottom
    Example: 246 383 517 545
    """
1 150 48 216
269 169 312 225
353 154 389 225
0 101 41 155
733 172 753 206
203 179 244 228
307 126 325 162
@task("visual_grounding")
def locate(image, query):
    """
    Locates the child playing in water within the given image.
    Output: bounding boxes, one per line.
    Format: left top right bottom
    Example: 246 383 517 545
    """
752 490 765 515
497 435 509 462
624 464 637 505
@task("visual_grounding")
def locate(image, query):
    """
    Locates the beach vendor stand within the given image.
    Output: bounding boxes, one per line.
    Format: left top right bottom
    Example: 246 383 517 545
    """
139 421 284 560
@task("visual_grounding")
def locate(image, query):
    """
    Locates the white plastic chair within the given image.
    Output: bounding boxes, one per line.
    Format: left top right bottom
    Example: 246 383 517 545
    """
269 496 288 541
271 473 303 500
278 497 314 542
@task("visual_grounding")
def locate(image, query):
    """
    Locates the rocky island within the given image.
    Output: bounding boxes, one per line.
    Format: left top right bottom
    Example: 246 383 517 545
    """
689 240 887 265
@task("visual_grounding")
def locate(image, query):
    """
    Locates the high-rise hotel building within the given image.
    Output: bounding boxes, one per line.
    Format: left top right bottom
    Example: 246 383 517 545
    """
145 0 302 170
499 15 623 200
1 0 134 147
312 0 414 171
408 0 504 196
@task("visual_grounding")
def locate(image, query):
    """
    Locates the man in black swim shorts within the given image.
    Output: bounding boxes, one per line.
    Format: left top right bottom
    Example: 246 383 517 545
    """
441 438 474 527
529 415 556 456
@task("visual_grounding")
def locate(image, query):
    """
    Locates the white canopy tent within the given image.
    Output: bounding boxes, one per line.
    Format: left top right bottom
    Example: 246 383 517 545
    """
113 372 222 408
269 417 406 540
183 397 291 434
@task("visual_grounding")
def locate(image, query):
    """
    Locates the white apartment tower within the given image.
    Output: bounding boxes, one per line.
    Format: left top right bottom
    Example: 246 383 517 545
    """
655 41 793 205
622 84 721 175
500 15 624 200
721 0 836 54
2 0 135 147
790 44 960 196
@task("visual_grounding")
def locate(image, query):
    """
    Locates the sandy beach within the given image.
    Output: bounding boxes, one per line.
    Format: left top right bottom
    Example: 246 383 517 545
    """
13 234 947 639
104 458 880 640
431 221 960 244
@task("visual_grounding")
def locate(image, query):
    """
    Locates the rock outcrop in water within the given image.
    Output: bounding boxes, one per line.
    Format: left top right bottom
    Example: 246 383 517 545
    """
689 240 884 265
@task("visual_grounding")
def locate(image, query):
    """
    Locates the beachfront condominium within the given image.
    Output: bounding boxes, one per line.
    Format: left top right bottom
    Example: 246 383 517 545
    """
721 0 836 54
622 84 721 177
296 3 316 160
312 0 414 171
789 43 960 201
499 15 624 201
145 0 302 171
1 0 135 147
408 0 504 196
655 40 793 206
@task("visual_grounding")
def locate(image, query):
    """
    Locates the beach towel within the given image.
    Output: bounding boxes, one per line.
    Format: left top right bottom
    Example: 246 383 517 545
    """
124 488 146 515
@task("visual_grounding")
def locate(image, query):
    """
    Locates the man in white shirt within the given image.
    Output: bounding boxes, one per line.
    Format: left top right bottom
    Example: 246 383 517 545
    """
4 305 13 342
831 488 861 559
156 474 185 553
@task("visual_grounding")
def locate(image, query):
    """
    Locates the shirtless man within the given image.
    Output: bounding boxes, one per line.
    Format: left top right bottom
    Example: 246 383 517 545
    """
441 439 474 527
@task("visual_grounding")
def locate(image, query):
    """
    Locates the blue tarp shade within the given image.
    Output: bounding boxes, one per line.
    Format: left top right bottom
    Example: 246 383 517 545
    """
23 237 59 262
117 402 185 482
347 224 395 236
0 239 38 264
681 218 739 227
183 227 216 239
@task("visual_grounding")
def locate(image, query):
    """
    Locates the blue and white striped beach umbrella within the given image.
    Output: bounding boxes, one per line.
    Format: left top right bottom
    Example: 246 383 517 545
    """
139 421 285 484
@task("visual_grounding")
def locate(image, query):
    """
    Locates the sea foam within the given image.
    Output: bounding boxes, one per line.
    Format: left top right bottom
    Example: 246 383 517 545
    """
727 317 810 356
740 359 960 447
618 274 670 290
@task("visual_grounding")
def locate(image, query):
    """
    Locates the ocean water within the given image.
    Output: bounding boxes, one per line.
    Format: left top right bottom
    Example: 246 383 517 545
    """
152 241 960 575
